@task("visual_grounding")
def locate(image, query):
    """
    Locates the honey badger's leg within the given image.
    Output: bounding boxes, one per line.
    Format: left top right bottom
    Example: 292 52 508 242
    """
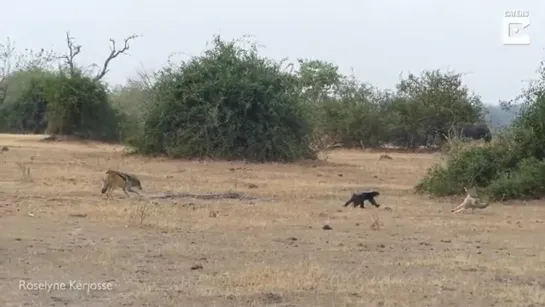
349 194 363 208
368 196 380 208
358 198 365 208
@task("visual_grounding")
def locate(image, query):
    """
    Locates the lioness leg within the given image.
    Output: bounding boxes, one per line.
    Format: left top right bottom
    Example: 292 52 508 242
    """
451 203 465 213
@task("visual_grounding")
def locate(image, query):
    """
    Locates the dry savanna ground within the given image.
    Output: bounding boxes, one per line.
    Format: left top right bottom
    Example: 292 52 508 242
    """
0 134 544 307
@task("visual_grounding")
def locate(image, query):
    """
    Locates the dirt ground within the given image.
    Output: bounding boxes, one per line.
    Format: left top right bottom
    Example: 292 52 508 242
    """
0 134 544 307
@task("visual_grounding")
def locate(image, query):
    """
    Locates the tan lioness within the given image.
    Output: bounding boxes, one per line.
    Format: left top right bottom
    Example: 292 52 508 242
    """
451 187 489 214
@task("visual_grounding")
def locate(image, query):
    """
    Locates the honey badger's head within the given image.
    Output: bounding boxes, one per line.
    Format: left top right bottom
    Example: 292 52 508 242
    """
368 191 380 198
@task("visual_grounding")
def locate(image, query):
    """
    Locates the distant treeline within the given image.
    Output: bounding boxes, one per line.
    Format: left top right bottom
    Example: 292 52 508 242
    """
0 34 521 162
3 33 545 202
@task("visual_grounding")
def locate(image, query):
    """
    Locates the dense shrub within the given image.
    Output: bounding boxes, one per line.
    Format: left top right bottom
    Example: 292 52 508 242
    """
486 157 545 200
415 137 519 197
0 68 57 133
134 36 314 162
298 67 485 149
0 70 53 133
393 70 485 148
0 69 123 141
319 85 388 148
44 70 121 141
416 63 545 201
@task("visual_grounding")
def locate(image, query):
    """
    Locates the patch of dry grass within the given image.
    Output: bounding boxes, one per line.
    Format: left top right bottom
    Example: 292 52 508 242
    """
1 133 545 306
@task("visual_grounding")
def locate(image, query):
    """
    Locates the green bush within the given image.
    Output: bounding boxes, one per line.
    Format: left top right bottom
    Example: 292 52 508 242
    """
44 70 121 141
307 69 484 149
0 75 49 133
415 139 518 197
486 157 545 200
134 36 314 162
320 95 386 148
0 68 55 133
0 68 123 141
416 63 545 201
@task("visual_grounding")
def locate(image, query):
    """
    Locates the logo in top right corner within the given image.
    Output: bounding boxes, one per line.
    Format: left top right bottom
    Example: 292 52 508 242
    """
503 10 530 45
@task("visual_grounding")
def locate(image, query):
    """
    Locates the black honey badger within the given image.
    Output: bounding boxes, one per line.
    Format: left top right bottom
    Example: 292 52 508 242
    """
344 191 381 208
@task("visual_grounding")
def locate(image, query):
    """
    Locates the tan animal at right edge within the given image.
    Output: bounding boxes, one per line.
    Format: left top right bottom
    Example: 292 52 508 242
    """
451 187 490 214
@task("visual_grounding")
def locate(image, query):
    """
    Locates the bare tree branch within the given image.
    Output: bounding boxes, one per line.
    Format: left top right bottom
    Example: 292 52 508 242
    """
56 32 81 76
135 61 154 90
92 34 140 82
0 40 14 104
0 38 55 104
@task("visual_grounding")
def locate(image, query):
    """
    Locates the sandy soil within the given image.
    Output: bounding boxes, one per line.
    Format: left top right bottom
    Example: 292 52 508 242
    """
0 133 544 307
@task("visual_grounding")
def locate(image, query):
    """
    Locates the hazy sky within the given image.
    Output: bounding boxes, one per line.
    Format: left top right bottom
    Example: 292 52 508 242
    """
3 0 544 105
